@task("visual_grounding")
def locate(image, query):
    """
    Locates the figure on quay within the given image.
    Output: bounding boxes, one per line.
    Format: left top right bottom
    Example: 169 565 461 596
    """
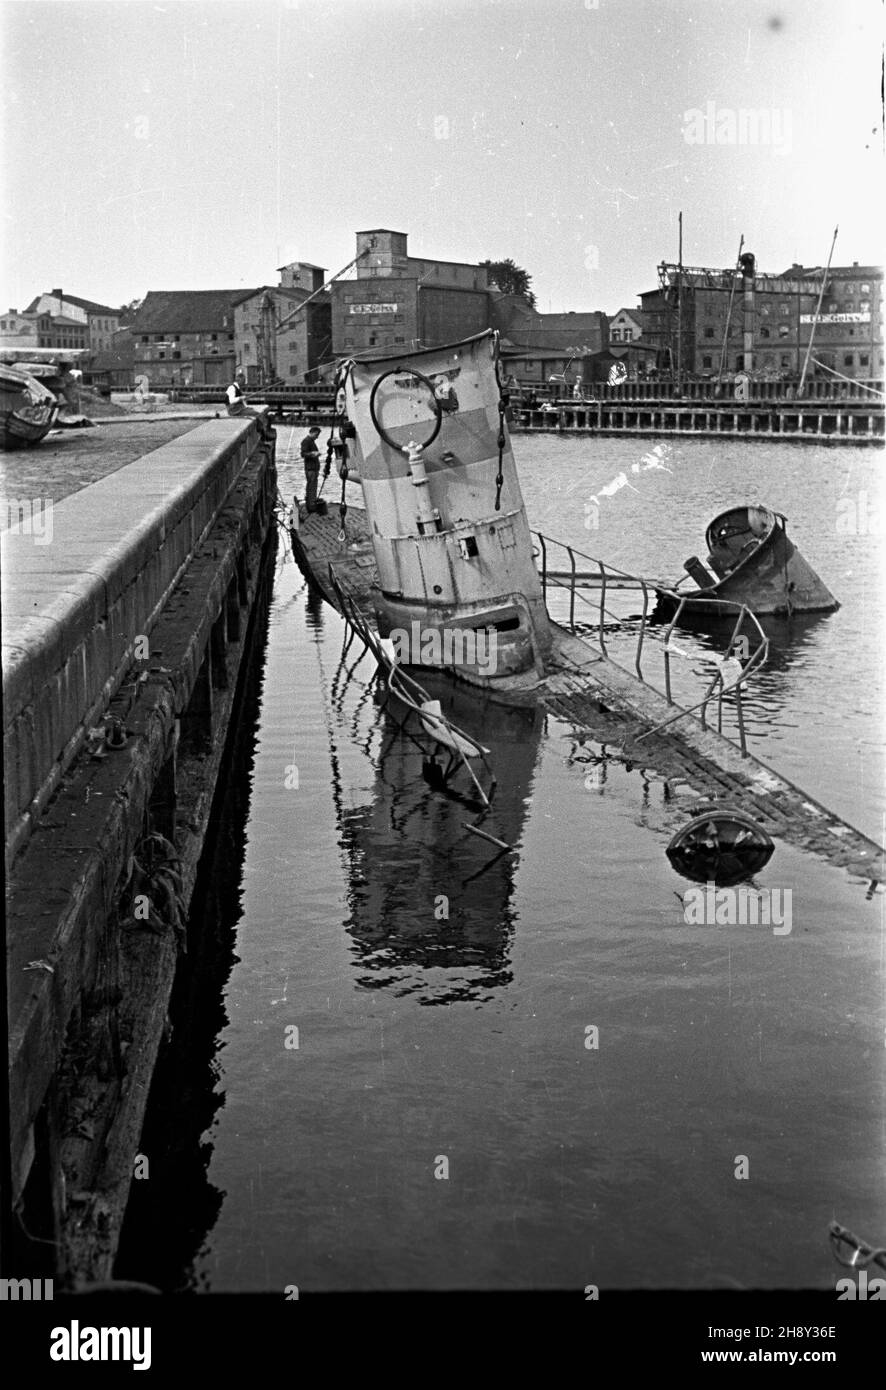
225 369 272 438
301 425 326 513
226 369 248 416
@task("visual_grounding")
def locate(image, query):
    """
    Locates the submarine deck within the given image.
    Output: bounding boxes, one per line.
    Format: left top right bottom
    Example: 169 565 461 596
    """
285 504 884 888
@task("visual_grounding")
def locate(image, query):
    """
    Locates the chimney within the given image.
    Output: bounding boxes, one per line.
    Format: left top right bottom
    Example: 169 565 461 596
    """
52 288 63 297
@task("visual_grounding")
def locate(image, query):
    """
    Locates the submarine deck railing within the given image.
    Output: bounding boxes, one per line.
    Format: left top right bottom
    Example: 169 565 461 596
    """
532 530 770 756
325 564 496 808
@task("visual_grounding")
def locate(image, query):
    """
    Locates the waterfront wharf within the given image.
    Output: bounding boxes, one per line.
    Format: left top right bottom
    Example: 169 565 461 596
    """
2 412 277 1284
167 378 885 442
513 399 884 443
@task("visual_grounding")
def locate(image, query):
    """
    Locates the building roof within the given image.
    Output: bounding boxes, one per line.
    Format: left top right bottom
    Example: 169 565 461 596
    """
653 263 882 295
527 311 607 329
611 307 643 323
24 292 120 316
492 300 608 349
277 262 327 272
490 291 536 310
409 255 486 273
231 286 307 307
780 263 882 279
59 294 119 315
500 346 586 361
130 290 258 334
506 328 604 350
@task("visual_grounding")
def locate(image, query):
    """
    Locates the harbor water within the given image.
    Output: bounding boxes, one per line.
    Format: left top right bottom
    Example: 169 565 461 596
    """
121 432 884 1291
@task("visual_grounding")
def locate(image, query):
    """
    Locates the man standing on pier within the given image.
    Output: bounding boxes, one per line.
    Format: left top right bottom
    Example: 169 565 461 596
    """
301 425 323 512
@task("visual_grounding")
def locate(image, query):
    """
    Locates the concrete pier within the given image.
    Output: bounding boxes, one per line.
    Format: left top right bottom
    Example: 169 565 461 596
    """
2 413 276 1284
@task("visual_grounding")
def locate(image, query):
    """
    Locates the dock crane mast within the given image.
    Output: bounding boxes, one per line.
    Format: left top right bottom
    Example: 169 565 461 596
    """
253 242 376 387
254 292 278 387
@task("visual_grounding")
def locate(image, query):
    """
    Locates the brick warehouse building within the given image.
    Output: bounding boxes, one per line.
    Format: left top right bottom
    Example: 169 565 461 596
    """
640 258 883 381
330 230 490 356
129 290 250 387
329 229 613 382
234 263 331 385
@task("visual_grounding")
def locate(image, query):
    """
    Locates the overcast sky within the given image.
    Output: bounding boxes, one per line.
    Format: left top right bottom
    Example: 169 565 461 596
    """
2 0 882 315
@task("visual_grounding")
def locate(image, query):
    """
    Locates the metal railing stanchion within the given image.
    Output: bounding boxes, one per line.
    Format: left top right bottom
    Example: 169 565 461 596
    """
636 581 648 682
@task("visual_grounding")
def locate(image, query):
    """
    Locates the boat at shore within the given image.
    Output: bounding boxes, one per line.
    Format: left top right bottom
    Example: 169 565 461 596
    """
653 504 839 622
1 362 59 449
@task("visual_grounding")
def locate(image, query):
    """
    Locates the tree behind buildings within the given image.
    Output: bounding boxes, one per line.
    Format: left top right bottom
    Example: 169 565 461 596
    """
481 259 537 308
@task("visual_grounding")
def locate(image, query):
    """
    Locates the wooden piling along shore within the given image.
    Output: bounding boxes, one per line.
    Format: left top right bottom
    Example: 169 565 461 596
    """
512 399 884 442
3 415 277 1285
167 380 885 443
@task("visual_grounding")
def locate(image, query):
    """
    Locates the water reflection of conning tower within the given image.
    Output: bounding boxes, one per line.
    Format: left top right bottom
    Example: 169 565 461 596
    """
339 677 544 1005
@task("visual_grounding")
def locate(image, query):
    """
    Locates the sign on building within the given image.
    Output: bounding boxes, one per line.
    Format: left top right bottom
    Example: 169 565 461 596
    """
800 313 871 324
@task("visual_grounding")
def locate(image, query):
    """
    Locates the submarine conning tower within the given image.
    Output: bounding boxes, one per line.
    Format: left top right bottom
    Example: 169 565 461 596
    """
341 330 551 677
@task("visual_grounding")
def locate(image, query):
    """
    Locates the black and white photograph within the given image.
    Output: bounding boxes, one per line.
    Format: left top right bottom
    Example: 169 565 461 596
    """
0 0 883 1368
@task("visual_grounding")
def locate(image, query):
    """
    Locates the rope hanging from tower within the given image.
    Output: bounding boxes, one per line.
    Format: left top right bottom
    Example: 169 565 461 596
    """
494 345 509 512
